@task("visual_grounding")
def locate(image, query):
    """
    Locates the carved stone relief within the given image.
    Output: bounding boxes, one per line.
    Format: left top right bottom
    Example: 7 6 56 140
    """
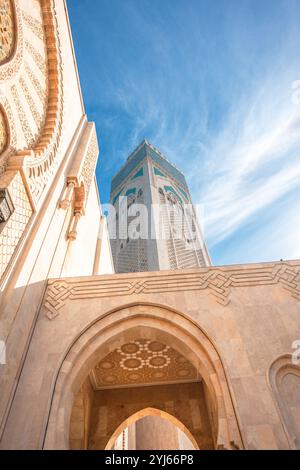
0 0 15 65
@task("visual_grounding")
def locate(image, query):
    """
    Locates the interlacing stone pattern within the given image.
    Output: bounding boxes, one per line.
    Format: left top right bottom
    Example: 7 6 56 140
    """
0 0 15 65
0 171 33 279
44 263 300 320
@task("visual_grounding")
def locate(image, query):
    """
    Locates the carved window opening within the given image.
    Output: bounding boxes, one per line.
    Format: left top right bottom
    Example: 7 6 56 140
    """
0 0 16 65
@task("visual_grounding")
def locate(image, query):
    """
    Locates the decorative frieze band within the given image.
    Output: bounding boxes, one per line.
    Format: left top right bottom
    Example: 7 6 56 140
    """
44 263 300 320
80 129 98 201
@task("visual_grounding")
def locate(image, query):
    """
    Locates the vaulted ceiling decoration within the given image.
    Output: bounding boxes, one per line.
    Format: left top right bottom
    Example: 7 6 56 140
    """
90 339 200 389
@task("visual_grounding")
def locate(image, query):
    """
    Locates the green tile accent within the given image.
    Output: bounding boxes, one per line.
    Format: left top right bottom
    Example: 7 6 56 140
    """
177 186 189 201
154 167 166 178
164 185 183 205
111 141 188 193
131 167 144 179
112 188 123 205
111 145 147 193
125 188 136 197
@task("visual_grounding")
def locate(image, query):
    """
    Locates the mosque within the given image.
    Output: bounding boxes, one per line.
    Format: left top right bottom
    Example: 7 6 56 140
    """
0 0 299 450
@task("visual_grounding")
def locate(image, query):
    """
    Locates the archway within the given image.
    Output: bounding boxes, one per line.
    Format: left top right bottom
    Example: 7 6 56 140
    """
43 303 243 450
70 349 212 450
106 408 199 450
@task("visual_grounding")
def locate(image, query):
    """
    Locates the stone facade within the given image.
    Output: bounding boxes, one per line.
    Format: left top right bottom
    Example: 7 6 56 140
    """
0 1 299 451
0 0 114 450
1 261 300 449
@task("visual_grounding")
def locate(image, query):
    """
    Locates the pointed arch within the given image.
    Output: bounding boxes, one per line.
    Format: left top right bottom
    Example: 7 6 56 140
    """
43 302 244 450
105 407 200 450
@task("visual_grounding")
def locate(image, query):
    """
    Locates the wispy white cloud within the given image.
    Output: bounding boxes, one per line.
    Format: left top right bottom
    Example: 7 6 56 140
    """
70 0 300 263
112 46 300 262
214 192 300 265
195 77 300 248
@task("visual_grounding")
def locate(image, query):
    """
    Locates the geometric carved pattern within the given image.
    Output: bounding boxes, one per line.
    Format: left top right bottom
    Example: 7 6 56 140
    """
0 0 15 64
22 11 44 41
90 338 199 389
24 0 64 204
0 1 62 196
19 76 43 129
0 98 16 175
0 0 47 158
0 0 23 82
10 83 34 146
24 62 47 103
0 1 63 280
80 130 98 202
25 40 47 75
0 170 32 279
44 262 300 320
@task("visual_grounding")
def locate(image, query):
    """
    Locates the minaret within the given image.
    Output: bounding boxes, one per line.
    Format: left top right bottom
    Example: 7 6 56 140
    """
109 140 211 273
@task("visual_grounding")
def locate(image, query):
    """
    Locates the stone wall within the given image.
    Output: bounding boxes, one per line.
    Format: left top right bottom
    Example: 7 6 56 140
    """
86 382 211 450
0 0 114 445
1 260 299 449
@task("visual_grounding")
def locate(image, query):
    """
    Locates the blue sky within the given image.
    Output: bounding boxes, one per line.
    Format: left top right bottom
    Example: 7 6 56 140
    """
67 0 300 266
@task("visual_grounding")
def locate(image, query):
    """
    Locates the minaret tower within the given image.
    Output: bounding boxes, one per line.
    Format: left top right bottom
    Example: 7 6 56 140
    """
110 140 211 273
